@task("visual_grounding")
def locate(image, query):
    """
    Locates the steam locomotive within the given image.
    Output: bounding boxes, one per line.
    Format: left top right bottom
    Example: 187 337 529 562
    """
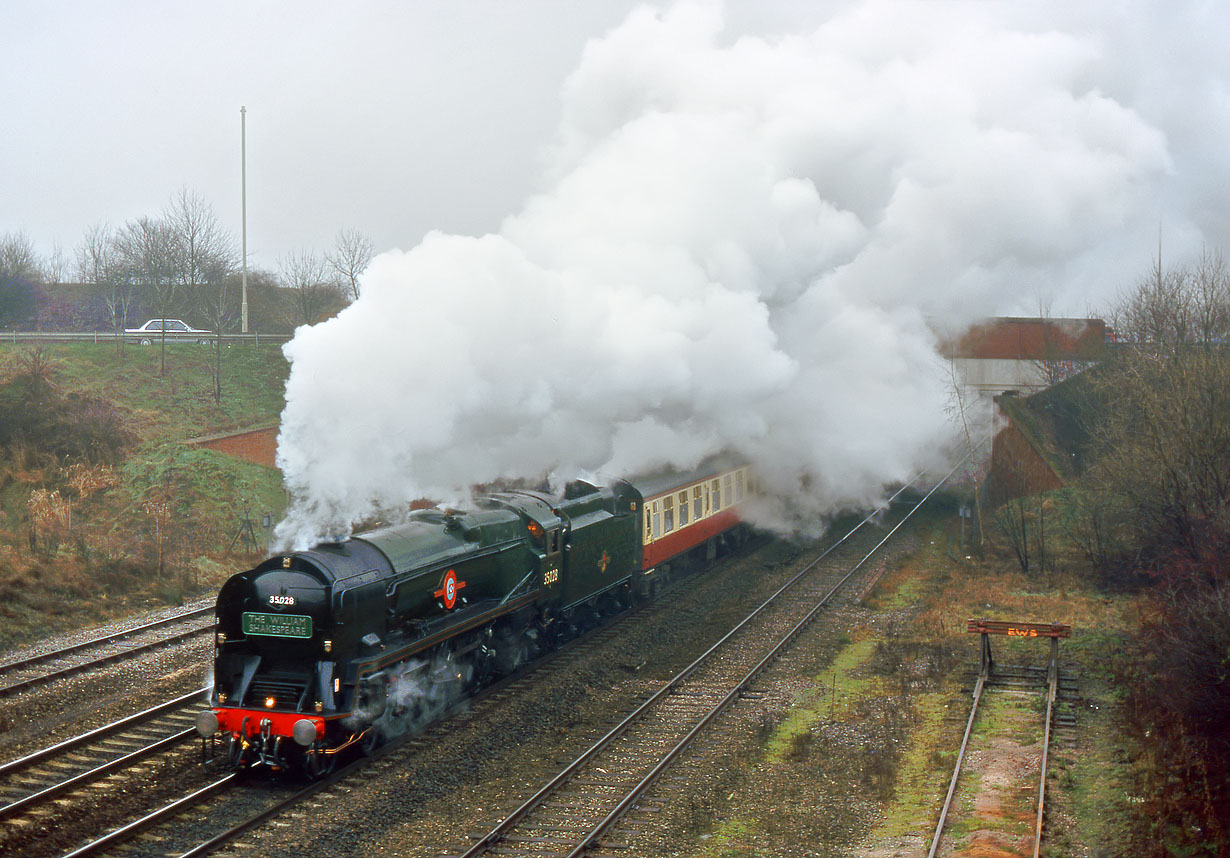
195 457 753 774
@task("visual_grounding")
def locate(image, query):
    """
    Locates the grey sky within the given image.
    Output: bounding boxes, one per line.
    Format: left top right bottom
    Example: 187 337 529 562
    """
4 1 1230 320
2 1 833 272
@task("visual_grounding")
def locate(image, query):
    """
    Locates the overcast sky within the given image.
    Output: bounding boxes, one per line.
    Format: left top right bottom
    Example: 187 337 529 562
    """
5 1 1230 318
2 2 833 274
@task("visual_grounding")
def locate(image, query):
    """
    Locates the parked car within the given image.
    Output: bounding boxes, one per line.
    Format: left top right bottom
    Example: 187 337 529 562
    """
125 319 213 345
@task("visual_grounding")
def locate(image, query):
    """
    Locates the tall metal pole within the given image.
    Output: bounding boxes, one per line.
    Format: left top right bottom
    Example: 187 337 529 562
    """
240 106 249 333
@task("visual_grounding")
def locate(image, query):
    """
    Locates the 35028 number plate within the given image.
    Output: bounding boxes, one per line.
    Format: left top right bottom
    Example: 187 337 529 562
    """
242 612 312 638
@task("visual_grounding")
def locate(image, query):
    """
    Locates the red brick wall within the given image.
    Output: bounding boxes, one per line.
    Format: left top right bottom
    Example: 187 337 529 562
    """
954 318 1107 360
987 424 1064 504
193 427 280 469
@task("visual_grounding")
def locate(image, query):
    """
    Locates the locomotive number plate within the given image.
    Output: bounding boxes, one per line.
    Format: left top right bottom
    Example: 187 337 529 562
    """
242 612 313 638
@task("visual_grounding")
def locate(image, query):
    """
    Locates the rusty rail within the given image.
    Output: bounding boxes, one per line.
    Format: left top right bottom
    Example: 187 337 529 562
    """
928 618 1070 857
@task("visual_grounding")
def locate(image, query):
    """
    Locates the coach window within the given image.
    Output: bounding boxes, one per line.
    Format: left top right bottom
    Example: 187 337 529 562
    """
663 495 674 533
692 486 703 521
678 491 689 526
711 479 721 512
644 508 652 543
652 500 661 539
735 470 745 501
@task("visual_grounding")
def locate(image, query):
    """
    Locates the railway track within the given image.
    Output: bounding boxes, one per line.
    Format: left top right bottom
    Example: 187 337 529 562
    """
58 771 301 858
144 480 936 858
927 621 1075 858
0 606 214 699
6 555 702 857
0 688 208 824
50 627 644 858
21 474 947 857
441 476 946 858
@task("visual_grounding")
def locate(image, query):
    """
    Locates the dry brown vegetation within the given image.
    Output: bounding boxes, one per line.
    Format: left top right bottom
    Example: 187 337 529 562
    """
0 343 288 648
1087 257 1230 854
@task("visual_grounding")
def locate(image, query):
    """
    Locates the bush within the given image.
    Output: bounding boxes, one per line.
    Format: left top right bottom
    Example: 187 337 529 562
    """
0 348 135 464
1119 552 1230 854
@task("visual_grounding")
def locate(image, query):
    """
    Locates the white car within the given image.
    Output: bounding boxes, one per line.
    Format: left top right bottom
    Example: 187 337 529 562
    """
126 319 213 345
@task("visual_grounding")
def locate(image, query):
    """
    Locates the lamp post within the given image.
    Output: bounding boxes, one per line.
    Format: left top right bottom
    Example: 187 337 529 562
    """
240 105 249 334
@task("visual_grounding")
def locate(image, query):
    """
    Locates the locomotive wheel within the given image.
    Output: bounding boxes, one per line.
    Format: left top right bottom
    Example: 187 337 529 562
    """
493 626 531 676
598 592 622 619
574 604 599 634
471 640 496 688
387 700 416 737
359 724 383 755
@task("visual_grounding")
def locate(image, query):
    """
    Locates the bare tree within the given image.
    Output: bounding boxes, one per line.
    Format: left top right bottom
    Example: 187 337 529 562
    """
946 350 985 549
0 231 43 282
113 216 177 375
1092 348 1230 564
44 242 67 284
1190 247 1230 345
1112 254 1194 352
165 188 238 399
280 249 344 326
75 223 135 353
1094 252 1230 566
194 264 239 403
165 188 237 294
327 228 374 302
1031 296 1080 389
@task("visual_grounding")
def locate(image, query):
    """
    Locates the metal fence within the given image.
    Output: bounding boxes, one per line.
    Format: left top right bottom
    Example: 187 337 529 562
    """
0 330 292 345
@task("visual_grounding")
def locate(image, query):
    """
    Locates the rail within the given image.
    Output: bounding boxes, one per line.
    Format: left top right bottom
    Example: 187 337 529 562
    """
0 610 214 698
0 687 209 778
59 775 238 858
0 605 212 675
928 618 1070 857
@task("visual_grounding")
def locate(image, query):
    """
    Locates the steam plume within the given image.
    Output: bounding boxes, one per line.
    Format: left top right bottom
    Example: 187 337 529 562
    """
275 1 1180 548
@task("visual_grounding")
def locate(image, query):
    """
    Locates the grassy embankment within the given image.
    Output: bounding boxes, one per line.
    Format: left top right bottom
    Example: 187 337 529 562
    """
0 342 290 649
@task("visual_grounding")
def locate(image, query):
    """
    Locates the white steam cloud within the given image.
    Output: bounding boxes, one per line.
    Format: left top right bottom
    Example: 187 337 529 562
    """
274 1 1200 548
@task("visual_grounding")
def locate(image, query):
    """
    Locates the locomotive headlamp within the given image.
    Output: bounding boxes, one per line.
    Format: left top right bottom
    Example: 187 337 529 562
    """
323 639 333 654
217 692 227 703
195 710 219 738
315 701 323 713
265 696 276 708
216 632 227 646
